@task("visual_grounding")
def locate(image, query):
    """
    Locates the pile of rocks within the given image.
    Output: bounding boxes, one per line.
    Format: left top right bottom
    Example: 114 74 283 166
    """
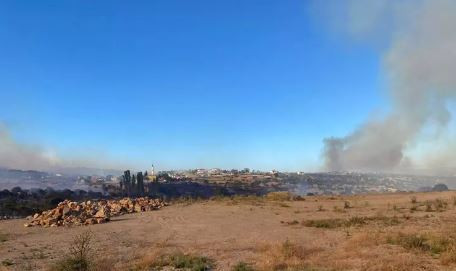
24 197 167 227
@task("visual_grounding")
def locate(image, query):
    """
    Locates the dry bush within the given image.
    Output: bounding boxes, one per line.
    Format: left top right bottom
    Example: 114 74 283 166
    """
49 230 111 271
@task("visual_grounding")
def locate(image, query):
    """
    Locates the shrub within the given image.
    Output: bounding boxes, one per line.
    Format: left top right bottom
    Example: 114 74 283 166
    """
51 231 94 271
344 201 351 209
410 196 417 204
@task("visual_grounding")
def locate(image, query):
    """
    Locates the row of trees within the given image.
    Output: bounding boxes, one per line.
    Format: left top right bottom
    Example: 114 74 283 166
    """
119 170 148 196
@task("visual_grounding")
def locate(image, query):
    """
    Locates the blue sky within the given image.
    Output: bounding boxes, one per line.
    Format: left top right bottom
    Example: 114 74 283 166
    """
0 1 385 171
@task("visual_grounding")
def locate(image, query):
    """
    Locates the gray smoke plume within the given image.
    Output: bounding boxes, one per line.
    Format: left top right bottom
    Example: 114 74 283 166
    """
321 0 456 173
0 124 126 174
0 124 61 171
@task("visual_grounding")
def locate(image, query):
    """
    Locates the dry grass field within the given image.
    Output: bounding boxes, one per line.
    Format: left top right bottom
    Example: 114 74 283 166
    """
2 191 456 270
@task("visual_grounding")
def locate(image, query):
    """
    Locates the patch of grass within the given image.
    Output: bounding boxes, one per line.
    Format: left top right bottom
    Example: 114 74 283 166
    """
387 232 456 264
150 252 214 271
232 261 255 271
0 232 8 243
387 233 430 251
266 192 293 201
434 198 448 211
1 259 13 266
303 216 400 229
302 218 345 229
255 240 324 271
411 196 417 204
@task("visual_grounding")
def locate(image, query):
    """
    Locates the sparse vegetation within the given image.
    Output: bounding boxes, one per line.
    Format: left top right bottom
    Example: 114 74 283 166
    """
1 259 13 267
303 215 400 229
255 240 311 271
0 232 8 243
387 232 456 264
265 192 293 201
232 261 255 271
51 231 94 271
147 252 215 271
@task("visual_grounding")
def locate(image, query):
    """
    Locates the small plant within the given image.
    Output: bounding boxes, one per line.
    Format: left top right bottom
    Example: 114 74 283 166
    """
317 205 324 211
425 201 433 212
411 196 417 204
51 230 94 271
232 261 255 271
410 205 417 212
344 201 351 209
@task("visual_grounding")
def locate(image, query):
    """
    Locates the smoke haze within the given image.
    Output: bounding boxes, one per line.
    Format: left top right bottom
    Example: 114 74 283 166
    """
320 0 456 174
0 124 125 175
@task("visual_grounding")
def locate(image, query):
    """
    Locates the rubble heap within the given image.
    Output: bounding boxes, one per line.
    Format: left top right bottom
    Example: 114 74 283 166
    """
24 197 167 227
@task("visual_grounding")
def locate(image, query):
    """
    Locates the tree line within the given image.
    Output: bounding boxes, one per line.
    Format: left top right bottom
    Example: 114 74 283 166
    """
119 170 148 197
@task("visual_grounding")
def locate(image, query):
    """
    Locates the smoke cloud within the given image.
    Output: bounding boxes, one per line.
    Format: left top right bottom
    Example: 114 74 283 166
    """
0 124 126 175
321 0 456 173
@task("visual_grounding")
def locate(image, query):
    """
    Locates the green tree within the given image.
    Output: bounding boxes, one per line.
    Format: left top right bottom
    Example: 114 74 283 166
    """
123 170 131 196
131 174 137 196
137 172 144 196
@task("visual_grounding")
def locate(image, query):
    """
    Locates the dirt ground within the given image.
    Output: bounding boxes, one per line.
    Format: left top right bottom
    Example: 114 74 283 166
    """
2 191 456 270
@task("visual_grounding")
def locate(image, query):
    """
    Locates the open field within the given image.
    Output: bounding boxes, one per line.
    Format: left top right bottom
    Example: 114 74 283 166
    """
2 191 456 270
